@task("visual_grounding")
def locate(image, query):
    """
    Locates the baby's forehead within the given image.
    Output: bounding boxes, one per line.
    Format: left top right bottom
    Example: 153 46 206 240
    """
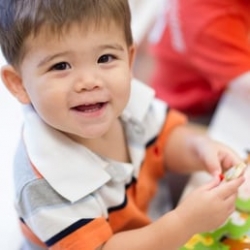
26 19 122 45
21 20 126 61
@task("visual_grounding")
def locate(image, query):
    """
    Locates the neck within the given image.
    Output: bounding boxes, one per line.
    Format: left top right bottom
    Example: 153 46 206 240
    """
75 119 131 163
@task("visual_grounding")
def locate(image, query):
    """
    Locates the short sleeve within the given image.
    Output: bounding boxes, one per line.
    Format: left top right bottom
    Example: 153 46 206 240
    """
142 99 188 179
18 179 113 250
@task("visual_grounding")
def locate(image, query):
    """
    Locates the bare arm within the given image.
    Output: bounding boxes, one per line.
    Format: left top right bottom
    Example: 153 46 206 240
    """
98 122 245 250
100 175 244 250
101 210 194 250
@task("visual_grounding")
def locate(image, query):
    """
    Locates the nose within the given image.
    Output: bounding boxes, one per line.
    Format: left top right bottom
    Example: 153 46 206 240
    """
74 69 102 92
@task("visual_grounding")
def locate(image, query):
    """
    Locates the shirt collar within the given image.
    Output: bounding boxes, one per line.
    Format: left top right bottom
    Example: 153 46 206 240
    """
22 79 155 203
123 78 155 122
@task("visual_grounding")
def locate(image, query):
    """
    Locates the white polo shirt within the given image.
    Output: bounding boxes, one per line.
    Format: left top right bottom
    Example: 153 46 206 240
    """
14 79 186 250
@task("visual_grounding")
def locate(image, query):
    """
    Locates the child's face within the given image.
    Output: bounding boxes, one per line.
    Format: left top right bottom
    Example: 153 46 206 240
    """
2 21 135 142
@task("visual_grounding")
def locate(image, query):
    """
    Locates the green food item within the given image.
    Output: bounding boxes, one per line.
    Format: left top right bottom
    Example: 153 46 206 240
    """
180 233 229 250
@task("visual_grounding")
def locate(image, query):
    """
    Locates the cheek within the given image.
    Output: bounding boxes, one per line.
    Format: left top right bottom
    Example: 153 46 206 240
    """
113 81 131 113
27 78 60 102
114 77 130 97
28 85 63 116
114 68 131 94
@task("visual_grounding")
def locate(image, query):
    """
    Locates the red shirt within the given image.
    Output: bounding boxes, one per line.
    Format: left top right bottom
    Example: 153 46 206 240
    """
150 0 250 116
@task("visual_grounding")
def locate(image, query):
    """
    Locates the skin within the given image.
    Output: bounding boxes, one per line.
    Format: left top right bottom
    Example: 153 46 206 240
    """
1 20 245 250
2 22 135 162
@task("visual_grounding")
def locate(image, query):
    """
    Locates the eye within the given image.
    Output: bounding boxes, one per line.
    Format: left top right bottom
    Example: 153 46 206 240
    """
49 62 71 71
97 54 115 64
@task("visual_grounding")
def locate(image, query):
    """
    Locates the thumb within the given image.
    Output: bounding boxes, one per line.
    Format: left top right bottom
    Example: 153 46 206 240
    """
205 158 222 177
210 169 222 178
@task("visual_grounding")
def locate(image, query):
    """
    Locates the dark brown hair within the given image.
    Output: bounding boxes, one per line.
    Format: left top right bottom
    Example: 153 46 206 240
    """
0 0 133 67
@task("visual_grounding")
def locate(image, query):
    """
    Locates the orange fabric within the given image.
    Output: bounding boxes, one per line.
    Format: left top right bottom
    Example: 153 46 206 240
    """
150 0 250 116
109 110 187 232
108 192 152 232
134 109 187 211
49 218 112 250
194 16 250 90
31 161 43 179
20 221 46 248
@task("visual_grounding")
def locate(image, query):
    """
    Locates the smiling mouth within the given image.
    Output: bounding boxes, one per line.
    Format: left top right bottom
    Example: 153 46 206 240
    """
72 102 107 113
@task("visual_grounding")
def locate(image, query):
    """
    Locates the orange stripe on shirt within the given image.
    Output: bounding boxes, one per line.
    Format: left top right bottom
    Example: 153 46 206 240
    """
49 218 113 250
108 190 151 232
135 109 187 211
20 221 46 248
109 109 187 231
30 161 44 179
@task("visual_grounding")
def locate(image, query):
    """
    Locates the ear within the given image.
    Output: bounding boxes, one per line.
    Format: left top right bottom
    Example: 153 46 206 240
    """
128 44 136 70
1 65 31 104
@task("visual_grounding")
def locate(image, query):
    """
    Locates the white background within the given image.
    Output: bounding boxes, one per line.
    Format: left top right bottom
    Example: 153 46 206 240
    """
0 51 23 249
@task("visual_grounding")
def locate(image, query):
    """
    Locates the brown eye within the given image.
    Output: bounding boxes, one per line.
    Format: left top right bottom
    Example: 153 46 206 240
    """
50 62 71 71
98 54 115 64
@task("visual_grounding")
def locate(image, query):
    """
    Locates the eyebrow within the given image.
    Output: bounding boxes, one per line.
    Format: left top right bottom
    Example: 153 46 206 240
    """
99 43 125 51
37 52 71 68
37 43 125 67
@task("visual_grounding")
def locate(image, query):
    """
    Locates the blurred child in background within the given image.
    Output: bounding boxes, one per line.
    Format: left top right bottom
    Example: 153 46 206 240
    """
149 0 250 125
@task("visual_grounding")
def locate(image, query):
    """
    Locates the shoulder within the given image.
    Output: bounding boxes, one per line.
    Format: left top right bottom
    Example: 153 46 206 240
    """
123 79 187 142
123 79 167 136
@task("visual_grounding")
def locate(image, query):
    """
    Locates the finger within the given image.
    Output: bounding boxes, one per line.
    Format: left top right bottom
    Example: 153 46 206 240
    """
199 153 222 177
200 149 225 176
207 151 242 177
218 176 245 199
218 150 242 171
224 194 237 214
201 176 221 191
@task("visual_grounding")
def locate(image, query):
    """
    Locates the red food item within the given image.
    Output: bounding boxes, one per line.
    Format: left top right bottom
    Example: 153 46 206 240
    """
219 174 224 181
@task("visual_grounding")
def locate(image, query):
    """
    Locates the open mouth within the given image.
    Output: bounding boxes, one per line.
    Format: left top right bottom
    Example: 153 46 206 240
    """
72 102 107 113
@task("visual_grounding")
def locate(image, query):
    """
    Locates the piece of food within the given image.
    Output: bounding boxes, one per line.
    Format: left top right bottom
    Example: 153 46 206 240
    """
223 162 247 181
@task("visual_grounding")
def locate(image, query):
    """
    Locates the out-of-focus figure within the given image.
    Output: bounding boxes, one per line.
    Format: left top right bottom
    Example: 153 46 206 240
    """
149 0 250 124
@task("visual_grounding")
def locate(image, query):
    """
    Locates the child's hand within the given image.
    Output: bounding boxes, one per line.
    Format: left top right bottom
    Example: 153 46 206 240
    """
190 135 242 177
174 175 244 234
